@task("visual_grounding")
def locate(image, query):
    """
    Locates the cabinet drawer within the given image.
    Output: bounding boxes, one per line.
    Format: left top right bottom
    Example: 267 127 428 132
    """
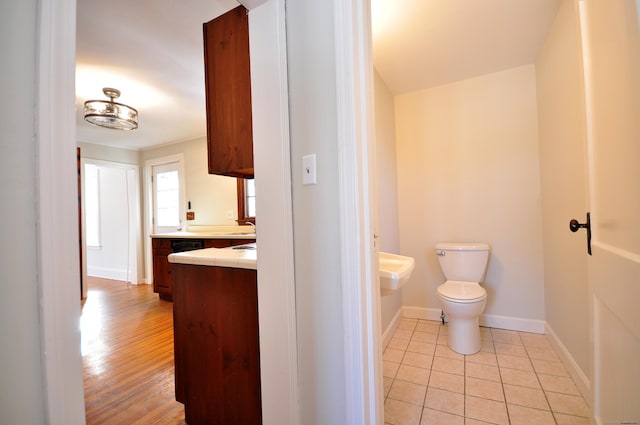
152 238 170 250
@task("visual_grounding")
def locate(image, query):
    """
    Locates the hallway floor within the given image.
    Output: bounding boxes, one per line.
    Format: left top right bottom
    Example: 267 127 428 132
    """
82 277 185 424
383 318 590 425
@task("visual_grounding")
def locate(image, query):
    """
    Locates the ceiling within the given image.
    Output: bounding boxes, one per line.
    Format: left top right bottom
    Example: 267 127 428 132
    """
372 0 560 94
76 0 240 150
76 0 560 150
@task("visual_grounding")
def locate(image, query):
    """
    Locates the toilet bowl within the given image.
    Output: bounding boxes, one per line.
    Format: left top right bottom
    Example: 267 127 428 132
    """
435 243 490 355
437 281 487 354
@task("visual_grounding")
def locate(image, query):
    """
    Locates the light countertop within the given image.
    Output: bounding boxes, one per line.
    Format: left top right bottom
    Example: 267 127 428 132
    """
150 225 256 240
168 243 257 270
151 231 256 240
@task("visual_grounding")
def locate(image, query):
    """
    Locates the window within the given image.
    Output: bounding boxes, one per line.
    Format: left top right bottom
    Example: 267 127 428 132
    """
84 163 100 247
153 162 183 233
237 178 255 224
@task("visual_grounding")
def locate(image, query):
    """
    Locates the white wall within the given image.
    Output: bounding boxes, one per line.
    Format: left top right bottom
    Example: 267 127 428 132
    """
86 165 132 281
536 0 590 377
141 137 238 225
286 0 348 422
395 65 546 326
79 142 139 165
374 69 403 332
0 1 47 423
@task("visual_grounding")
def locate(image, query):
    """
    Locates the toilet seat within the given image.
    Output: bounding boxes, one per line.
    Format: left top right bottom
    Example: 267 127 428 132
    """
437 281 487 304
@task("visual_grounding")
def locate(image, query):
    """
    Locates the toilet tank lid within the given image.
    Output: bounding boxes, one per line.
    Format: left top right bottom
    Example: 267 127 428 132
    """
435 243 490 251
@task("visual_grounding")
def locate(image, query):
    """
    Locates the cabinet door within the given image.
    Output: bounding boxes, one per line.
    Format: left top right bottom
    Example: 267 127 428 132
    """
152 239 173 300
203 5 254 178
152 252 171 290
173 264 261 424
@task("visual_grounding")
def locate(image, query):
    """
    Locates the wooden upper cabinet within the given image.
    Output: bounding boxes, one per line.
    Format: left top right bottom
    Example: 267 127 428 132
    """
203 6 254 178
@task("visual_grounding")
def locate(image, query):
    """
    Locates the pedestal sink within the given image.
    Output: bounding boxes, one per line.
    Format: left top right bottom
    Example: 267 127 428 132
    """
379 252 415 293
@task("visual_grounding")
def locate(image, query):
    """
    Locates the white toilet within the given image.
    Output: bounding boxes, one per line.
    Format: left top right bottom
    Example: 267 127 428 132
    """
435 242 490 355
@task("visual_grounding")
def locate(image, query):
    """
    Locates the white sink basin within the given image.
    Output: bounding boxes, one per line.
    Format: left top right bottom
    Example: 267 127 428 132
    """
379 252 415 291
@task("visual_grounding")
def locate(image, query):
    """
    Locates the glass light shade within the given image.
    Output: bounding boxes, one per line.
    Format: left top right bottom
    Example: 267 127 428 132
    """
83 88 138 130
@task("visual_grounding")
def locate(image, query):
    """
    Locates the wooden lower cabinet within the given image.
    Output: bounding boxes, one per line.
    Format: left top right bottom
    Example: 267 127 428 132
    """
152 239 173 301
172 264 261 425
151 238 255 301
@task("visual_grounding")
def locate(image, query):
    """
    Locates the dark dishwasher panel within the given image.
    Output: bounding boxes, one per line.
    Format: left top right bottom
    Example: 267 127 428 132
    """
171 239 204 253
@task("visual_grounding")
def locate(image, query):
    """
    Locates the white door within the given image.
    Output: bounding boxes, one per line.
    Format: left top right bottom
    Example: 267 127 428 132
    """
152 162 184 234
580 1 640 422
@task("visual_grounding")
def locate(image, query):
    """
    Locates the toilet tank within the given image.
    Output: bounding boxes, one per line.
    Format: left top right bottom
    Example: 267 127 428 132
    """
435 243 490 282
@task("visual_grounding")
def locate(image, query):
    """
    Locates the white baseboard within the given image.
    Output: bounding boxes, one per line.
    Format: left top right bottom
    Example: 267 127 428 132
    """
382 309 403 348
402 306 444 322
401 306 546 334
480 314 546 334
87 266 137 283
545 323 592 407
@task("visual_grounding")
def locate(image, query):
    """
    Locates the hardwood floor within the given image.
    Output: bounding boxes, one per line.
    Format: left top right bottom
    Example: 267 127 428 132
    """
82 277 185 424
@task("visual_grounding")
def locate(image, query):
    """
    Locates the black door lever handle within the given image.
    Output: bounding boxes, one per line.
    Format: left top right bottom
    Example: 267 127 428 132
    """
569 212 592 255
569 219 586 232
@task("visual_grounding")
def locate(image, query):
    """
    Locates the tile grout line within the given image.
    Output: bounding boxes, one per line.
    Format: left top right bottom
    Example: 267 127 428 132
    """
520 331 560 425
385 320 590 425
409 319 427 425
462 327 467 423
420 319 435 425
491 327 512 425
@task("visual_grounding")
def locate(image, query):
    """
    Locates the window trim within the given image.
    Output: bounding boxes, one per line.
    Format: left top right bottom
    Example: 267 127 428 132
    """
83 162 101 249
237 178 255 224
152 163 182 230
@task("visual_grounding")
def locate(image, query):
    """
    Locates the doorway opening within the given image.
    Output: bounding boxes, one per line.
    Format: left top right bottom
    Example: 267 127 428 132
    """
143 154 186 284
80 159 142 299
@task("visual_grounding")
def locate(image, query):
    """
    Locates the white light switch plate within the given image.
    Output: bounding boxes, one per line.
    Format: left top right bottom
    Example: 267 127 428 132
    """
302 154 317 185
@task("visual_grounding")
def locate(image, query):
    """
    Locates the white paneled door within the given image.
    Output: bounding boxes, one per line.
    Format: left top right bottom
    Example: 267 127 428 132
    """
152 162 183 234
580 1 640 423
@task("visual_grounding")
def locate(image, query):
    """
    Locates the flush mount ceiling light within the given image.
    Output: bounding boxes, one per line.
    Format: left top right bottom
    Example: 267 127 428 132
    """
84 87 138 130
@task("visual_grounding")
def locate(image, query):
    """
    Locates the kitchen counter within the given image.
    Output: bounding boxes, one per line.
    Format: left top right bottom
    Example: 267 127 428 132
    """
151 224 256 240
171 248 260 423
150 231 256 240
168 243 257 270
151 227 256 300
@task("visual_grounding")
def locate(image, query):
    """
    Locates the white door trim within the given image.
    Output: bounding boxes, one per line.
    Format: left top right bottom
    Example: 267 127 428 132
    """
333 0 383 423
248 1 299 423
36 0 87 423
143 153 185 283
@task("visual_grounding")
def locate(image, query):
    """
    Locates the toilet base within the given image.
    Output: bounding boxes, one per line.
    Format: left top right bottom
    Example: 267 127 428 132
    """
447 317 482 355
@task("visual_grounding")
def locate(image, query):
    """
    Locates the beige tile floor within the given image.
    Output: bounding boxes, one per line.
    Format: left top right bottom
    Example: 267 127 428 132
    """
383 318 590 425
